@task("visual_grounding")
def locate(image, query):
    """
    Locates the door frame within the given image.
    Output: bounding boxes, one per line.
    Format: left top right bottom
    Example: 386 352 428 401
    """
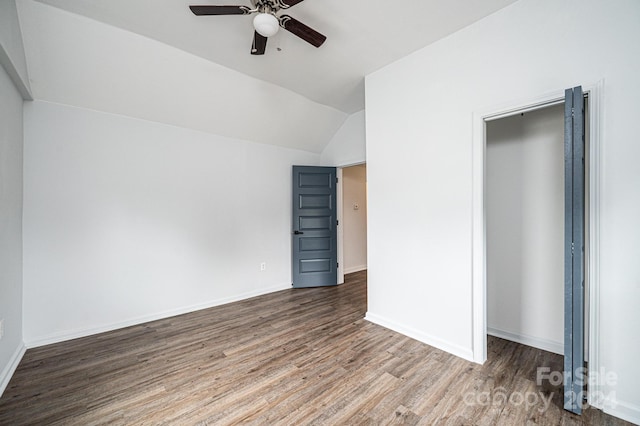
470 80 603 409
337 167 344 284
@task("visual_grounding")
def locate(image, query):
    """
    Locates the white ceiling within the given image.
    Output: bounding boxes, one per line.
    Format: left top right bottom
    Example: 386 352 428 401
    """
33 0 518 114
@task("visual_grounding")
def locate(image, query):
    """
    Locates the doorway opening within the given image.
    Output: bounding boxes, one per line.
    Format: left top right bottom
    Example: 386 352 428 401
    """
337 163 367 284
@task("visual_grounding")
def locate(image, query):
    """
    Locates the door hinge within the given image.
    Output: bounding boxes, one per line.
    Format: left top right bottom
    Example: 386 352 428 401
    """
336 177 339 183
337 220 339 226
337 263 339 268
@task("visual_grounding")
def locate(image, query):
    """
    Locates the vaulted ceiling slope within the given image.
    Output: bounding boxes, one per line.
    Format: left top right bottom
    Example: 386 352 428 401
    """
33 0 518 114
18 0 518 152
17 0 346 152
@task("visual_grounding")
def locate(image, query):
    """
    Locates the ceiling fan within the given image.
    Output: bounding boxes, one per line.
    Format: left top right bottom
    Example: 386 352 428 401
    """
189 0 327 55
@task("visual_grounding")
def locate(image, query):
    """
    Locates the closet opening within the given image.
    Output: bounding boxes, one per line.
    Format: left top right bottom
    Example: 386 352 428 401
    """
484 93 592 413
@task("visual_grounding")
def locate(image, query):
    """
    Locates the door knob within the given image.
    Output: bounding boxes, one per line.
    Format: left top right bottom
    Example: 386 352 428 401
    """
293 230 304 235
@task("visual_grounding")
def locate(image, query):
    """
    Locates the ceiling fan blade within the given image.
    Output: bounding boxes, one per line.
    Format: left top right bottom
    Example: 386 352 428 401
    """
278 0 305 8
280 15 326 48
251 31 267 55
189 5 251 15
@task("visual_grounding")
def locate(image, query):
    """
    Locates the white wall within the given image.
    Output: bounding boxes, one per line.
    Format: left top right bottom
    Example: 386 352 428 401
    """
22 100 319 346
0 64 25 395
365 0 640 422
486 104 564 355
342 165 367 274
320 110 366 166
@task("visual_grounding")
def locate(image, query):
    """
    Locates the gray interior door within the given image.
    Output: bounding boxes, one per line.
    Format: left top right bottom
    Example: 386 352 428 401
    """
564 85 585 415
291 166 338 288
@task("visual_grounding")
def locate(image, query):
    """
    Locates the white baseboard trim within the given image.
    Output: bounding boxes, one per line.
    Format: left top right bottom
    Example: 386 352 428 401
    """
24 283 291 348
0 342 27 398
604 399 640 425
487 326 563 355
344 265 367 274
365 312 474 362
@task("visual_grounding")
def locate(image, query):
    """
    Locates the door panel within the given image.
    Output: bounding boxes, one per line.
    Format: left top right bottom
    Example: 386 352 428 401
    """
564 86 585 415
292 166 337 288
300 237 331 252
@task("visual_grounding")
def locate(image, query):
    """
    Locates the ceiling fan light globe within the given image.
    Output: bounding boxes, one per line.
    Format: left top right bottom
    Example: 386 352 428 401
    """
253 13 279 37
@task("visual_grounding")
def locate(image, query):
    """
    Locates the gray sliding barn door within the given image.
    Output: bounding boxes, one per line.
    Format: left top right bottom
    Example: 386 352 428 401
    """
564 86 585 415
291 166 338 288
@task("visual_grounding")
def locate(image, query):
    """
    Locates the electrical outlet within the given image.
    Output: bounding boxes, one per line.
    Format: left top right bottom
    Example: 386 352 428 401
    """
260 262 266 271
0 319 4 340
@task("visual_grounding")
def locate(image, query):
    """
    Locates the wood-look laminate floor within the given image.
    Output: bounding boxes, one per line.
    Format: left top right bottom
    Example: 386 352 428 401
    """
0 271 631 425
